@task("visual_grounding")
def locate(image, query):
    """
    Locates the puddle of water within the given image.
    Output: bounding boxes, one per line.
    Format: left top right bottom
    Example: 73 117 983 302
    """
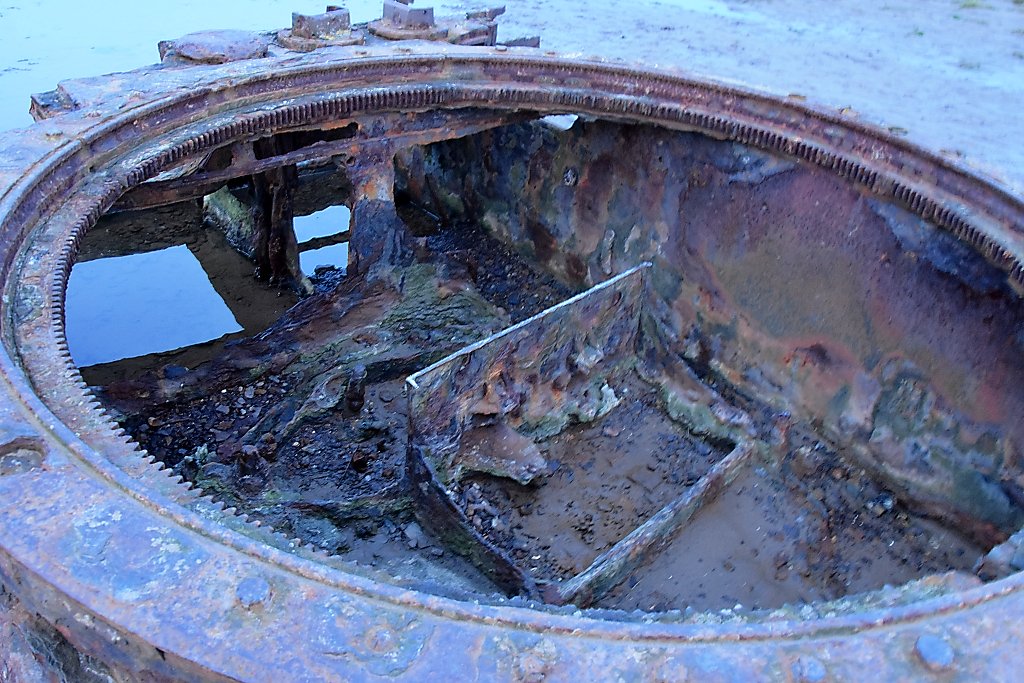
294 205 350 243
66 244 242 368
301 242 349 273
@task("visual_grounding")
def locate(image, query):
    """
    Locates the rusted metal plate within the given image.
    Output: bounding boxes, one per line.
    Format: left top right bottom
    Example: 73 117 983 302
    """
407 262 649 473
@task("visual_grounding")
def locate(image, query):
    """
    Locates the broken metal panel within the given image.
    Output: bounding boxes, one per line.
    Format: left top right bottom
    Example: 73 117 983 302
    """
404 264 648 597
407 262 649 484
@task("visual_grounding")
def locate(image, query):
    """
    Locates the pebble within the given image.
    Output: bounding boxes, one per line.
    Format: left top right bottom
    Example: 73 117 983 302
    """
215 404 230 415
244 386 255 400
147 416 164 428
866 493 896 516
790 445 817 476
403 521 428 549
792 656 827 682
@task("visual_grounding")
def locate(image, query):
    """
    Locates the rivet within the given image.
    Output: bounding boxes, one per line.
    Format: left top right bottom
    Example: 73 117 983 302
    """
792 655 827 682
235 577 271 609
915 634 955 672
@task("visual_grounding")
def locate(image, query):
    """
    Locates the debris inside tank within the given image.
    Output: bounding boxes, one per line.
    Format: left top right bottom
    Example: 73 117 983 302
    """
81 112 1024 615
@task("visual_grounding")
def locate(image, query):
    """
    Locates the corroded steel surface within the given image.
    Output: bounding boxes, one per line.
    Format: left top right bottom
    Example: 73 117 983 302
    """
0 16 1022 683
406 264 648 598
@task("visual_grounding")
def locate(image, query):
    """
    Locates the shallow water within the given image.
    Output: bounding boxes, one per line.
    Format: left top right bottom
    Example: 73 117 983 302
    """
66 245 242 368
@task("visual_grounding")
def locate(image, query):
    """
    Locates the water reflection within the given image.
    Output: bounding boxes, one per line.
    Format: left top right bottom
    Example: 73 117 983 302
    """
296 205 350 272
294 204 350 242
301 242 349 273
66 245 241 368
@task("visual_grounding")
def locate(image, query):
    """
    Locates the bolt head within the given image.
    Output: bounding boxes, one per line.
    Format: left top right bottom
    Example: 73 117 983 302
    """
236 576 271 609
915 634 955 672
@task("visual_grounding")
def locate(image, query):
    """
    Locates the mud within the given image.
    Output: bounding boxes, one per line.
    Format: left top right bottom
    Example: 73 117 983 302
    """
602 459 981 613
451 372 729 583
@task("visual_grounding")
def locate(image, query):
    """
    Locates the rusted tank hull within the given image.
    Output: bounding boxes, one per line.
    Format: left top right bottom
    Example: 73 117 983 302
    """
0 40 1022 680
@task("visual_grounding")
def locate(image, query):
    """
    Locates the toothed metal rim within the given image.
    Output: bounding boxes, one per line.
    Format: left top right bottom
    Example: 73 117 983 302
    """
1 46 1023 679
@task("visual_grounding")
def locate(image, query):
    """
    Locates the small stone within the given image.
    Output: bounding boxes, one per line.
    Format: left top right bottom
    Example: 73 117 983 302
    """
345 364 368 413
215 404 230 415
403 521 428 549
244 386 255 400
602 426 621 438
241 445 259 457
260 433 276 445
147 416 163 428
915 634 955 671
866 493 896 516
430 547 444 557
